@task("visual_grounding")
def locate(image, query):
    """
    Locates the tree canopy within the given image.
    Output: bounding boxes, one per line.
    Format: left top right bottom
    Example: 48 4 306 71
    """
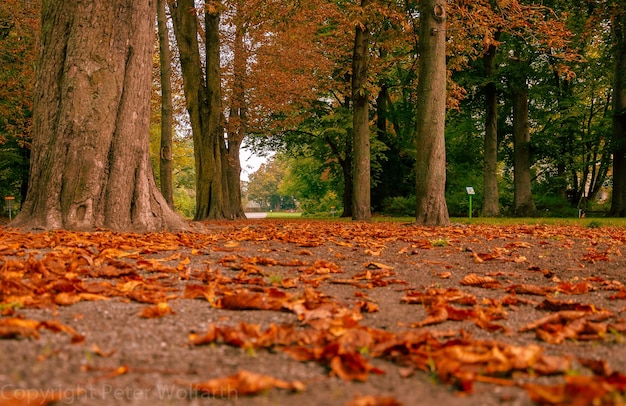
1 0 625 228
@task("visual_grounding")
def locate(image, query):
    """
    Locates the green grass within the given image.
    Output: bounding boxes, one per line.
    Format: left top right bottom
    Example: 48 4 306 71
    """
265 212 303 219
256 212 626 227
450 217 626 227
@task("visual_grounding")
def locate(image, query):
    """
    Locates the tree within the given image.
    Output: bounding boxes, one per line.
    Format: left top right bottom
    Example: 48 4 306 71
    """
509 54 536 217
415 0 449 226
610 5 626 216
351 0 372 221
482 37 501 217
246 158 296 212
157 0 174 208
169 0 244 220
13 0 184 231
0 0 39 203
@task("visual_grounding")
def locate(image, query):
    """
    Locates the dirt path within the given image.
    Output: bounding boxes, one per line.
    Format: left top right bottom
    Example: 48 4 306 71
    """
1 220 625 405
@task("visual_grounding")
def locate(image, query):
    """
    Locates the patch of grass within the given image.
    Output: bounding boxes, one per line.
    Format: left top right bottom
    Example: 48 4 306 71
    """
265 212 303 219
0 302 23 312
430 238 449 247
587 220 602 229
267 274 283 284
450 217 626 227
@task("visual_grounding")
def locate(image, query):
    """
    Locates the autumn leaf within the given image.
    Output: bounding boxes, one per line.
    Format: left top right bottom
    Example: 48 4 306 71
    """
460 273 500 288
139 302 175 318
345 395 403 406
185 370 305 396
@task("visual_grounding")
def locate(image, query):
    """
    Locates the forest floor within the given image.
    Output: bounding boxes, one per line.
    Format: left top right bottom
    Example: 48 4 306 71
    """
1 219 626 405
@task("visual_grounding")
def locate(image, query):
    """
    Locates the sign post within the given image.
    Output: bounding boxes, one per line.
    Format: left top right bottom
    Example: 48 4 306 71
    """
4 196 15 220
465 187 475 219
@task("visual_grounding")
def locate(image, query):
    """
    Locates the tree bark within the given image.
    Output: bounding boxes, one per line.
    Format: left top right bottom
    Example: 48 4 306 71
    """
224 4 248 219
351 0 372 222
415 0 450 226
482 41 500 217
511 77 536 217
170 0 234 220
610 9 626 216
157 0 174 208
13 0 185 231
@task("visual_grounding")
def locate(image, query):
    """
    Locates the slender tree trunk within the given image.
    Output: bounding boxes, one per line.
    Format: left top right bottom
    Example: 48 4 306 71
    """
610 9 626 216
170 0 230 220
157 0 174 208
482 42 500 217
13 0 184 231
323 130 352 218
415 0 450 226
341 152 353 218
511 78 536 217
351 0 371 221
224 5 247 219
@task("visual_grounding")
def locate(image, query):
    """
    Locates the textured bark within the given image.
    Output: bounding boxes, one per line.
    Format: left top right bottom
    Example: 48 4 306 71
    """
224 6 248 219
170 0 232 220
482 41 500 217
351 0 372 222
13 0 185 231
157 0 174 208
512 80 536 217
610 10 626 216
415 0 450 226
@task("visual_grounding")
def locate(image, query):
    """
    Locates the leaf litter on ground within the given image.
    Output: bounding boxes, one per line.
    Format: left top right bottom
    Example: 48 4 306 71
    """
1 221 626 405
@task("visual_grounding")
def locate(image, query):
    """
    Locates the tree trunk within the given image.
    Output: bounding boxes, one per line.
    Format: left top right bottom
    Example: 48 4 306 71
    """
341 151 353 218
13 0 185 231
610 10 626 216
157 0 174 208
482 42 500 217
351 0 371 222
224 5 248 219
170 0 231 220
511 78 536 217
415 0 450 226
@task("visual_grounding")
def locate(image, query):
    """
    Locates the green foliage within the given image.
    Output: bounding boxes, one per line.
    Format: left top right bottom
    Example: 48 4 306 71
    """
247 158 296 211
380 195 415 217
0 1 39 206
444 110 485 217
149 123 196 218
278 155 340 215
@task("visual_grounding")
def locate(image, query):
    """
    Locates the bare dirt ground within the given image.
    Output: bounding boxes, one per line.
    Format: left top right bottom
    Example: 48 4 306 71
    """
1 219 626 405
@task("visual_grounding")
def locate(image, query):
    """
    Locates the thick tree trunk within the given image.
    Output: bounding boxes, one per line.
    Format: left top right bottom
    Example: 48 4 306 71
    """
610 10 626 216
512 81 536 217
482 42 500 217
351 0 371 222
415 0 450 226
13 0 185 231
157 0 174 208
170 0 231 220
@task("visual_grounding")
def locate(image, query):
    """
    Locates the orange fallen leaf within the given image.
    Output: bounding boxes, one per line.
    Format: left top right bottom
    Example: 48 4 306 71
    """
460 273 500 288
139 302 175 318
345 395 403 406
186 370 305 396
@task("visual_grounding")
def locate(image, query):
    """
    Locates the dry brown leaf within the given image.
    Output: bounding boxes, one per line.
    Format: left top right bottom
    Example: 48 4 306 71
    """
345 395 404 406
139 302 175 318
186 370 305 396
460 273 500 288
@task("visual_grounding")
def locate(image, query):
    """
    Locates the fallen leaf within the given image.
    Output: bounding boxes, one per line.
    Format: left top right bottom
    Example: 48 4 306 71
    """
186 370 305 396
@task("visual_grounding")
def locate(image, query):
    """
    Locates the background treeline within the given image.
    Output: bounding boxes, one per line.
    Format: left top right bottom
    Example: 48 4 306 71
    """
1 0 624 219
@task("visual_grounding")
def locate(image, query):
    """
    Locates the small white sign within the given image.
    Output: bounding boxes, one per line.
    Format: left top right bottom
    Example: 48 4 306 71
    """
466 187 475 195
